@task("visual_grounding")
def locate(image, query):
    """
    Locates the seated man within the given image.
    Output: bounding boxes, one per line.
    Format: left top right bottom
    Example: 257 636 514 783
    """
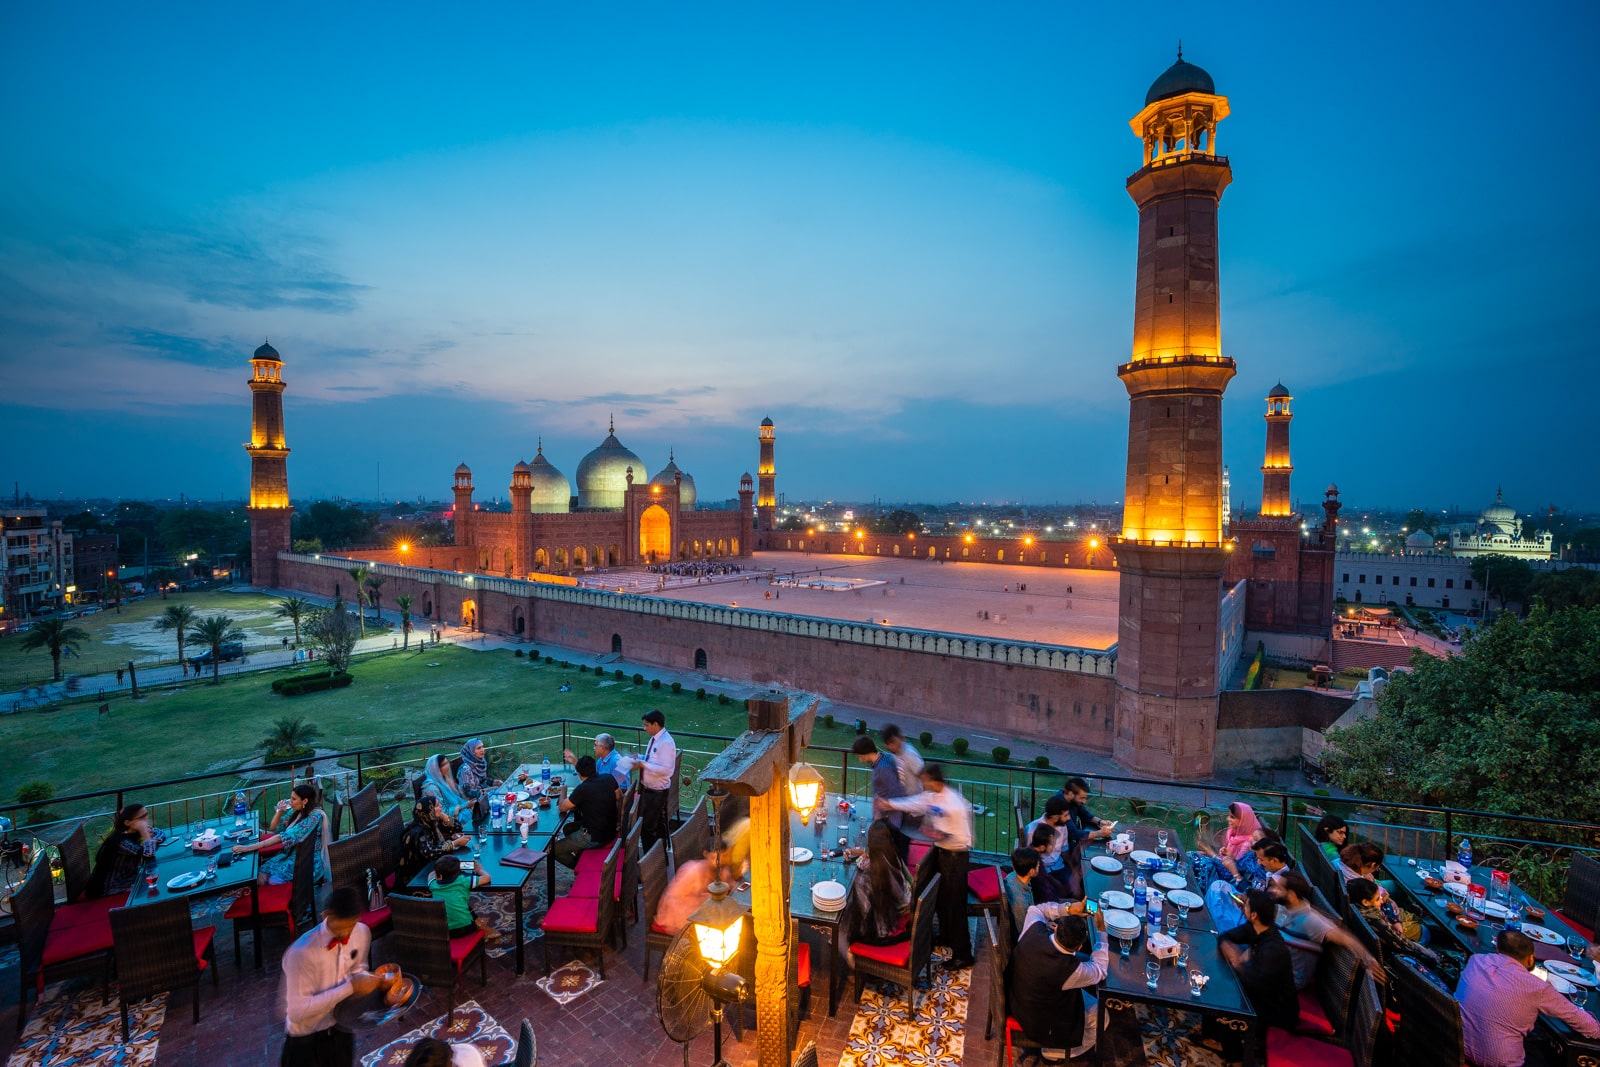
1205 839 1291 929
1272 871 1378 990
1025 797 1074 885
1213 890 1298 1055
550 755 619 869
1458 928 1600 1067
1028 823 1075 903
1010 903 1108 1062
564 733 627 788
1056 777 1114 852
1003 849 1041 936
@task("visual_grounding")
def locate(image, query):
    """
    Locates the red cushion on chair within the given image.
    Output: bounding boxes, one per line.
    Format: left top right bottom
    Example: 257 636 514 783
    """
574 848 609 874
225 882 293 920
797 942 811 987
258 840 284 859
1559 912 1595 942
850 938 912 967
449 929 485 971
383 872 396 890
1297 990 1336 1037
908 842 932 868
650 920 675 936
568 869 604 898
42 918 114 967
967 865 1002 903
193 926 217 969
51 893 129 931
359 906 390 930
541 896 600 933
1266 1027 1352 1067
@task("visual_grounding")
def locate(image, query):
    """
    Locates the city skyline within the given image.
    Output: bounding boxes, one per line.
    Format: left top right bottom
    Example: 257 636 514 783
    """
3 4 1598 509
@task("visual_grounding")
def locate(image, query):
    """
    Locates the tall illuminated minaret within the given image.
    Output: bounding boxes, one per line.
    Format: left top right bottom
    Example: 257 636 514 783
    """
246 341 292 586
757 417 776 532
1111 52 1236 779
1260 383 1293 516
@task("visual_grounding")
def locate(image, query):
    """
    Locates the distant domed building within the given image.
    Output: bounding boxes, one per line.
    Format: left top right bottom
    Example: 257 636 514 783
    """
575 419 645 511
650 451 696 510
1403 529 1437 554
1448 489 1553 560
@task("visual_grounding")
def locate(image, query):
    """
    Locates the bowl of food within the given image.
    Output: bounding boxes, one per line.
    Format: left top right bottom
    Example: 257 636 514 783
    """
385 976 416 1007
373 963 401 986
1423 876 1444 891
1455 916 1479 932
1445 901 1464 917
1525 905 1546 920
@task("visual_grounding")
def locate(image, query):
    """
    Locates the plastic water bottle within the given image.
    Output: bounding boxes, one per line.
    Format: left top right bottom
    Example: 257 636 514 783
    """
1147 889 1164 930
489 794 504 827
232 791 249 829
541 756 551 784
1133 873 1148 909
1457 838 1473 869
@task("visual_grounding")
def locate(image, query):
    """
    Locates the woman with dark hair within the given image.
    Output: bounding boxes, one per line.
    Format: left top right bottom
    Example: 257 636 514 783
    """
847 820 913 948
86 802 167 898
397 795 469 886
231 782 329 885
1313 814 1349 861
1348 877 1436 962
402 1035 487 1067
1189 802 1267 890
422 754 476 831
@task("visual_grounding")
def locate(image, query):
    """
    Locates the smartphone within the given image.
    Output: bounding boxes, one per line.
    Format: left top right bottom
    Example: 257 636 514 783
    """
1085 900 1099 914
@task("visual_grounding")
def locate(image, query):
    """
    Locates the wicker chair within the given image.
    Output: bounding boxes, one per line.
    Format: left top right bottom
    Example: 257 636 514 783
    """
224 830 318 968
326 826 393 937
849 874 939 1016
347 782 380 833
982 912 1043 1065
616 821 642 944
1389 954 1464 1067
541 839 620 977
793 1042 818 1067
1012 792 1031 851
109 895 217 1040
639 839 672 983
1560 852 1600 939
12 858 113 1031
1298 825 1347 917
1296 938 1365 1044
387 894 487 1028
669 795 707 872
1269 969 1384 1067
326 794 344 842
50 823 128 929
514 1018 538 1067
374 805 404 885
666 750 684 831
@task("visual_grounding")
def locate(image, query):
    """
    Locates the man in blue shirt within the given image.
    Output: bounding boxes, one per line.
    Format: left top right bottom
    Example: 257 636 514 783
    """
853 736 908 863
564 733 627 788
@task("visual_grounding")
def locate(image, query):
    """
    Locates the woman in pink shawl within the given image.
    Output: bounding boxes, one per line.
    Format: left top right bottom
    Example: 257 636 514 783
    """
1188 802 1267 890
1218 802 1261 859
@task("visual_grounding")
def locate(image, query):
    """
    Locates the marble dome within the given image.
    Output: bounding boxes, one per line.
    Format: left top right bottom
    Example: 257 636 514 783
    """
649 451 697 510
528 442 571 513
576 421 644 511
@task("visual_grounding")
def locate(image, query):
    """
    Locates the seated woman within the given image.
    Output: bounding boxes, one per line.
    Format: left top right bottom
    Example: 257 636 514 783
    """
422 753 476 831
1314 814 1349 862
1188 802 1264 890
86 803 168 898
230 783 329 885
846 821 913 949
397 796 469 887
455 738 500 810
1348 876 1436 960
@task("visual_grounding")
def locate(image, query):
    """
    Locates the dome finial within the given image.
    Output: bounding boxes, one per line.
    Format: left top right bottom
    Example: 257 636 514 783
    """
1176 39 1183 62
536 436 543 456
669 446 674 462
609 413 615 435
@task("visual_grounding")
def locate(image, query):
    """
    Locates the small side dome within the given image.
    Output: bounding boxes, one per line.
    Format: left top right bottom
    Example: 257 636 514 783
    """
527 443 571 513
1268 382 1290 398
1405 530 1434 550
650 451 697 509
760 416 774 428
253 340 281 361
740 472 754 487
512 459 532 475
1145 55 1216 105
455 462 472 476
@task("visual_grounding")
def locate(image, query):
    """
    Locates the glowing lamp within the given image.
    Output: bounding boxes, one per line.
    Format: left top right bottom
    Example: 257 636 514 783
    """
855 530 864 539
398 542 411 554
788 760 825 824
688 888 746 970
1024 536 1033 545
1089 538 1100 550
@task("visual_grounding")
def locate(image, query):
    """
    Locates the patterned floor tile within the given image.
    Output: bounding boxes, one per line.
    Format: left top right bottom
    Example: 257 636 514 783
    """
359 1001 514 1067
1134 1004 1224 1067
7 982 165 1067
838 949 970 1067
534 961 604 1006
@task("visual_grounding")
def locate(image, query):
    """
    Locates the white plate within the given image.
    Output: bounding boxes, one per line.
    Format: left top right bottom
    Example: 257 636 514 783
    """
790 847 814 864
1545 961 1598 987
1482 900 1514 919
1540 969 1578 995
1130 850 1161 865
1166 889 1205 910
167 871 207 890
1522 924 1567 947
504 791 529 803
1090 855 1124 874
811 879 846 903
1443 881 1469 897
1153 872 1187 891
1102 909 1142 936
1100 890 1135 911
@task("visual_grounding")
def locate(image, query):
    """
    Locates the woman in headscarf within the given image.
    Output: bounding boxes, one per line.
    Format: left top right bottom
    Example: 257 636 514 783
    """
422 753 476 831
397 795 470 886
87 802 167 898
231 782 330 885
1188 802 1265 890
455 738 500 805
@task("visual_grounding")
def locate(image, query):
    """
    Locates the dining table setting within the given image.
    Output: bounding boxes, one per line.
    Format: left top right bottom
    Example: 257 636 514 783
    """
121 812 263 908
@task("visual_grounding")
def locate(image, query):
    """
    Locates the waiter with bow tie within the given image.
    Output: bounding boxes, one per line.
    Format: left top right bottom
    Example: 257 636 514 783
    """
280 887 381 1067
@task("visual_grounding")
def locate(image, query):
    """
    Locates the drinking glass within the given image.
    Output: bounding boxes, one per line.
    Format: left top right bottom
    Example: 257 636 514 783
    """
1178 904 1191 925
1176 941 1190 969
1157 829 1170 853
1570 937 1588 964
1122 867 1134 891
206 858 218 881
1188 970 1209 998
1118 935 1132 959
1164 910 1180 936
1145 960 1160 989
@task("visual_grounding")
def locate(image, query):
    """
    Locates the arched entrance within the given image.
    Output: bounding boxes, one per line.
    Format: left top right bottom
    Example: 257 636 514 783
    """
513 609 525 634
461 599 477 630
422 595 433 617
639 505 671 561
534 548 548 571
612 634 623 654
608 544 620 567
573 545 588 569
554 547 568 571
694 648 708 670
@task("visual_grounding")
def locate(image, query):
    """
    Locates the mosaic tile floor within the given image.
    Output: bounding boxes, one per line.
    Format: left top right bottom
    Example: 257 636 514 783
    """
360 1001 515 1067
8 982 164 1067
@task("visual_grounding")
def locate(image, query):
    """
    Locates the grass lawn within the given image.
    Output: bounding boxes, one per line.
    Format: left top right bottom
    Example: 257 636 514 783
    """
0 588 299 690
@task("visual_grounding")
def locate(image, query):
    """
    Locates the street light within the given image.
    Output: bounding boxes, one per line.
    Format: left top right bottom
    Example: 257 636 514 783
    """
787 761 825 825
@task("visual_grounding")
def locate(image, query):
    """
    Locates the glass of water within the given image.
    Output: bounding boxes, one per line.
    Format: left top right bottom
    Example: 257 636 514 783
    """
1145 960 1160 989
1569 937 1588 963
1157 829 1170 853
1176 940 1190 968
1178 904 1191 925
1118 935 1132 959
1122 867 1134 891
1164 910 1180 936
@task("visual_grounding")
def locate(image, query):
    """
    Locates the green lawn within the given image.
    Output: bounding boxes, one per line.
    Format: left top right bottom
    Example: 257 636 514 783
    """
0 589 298 690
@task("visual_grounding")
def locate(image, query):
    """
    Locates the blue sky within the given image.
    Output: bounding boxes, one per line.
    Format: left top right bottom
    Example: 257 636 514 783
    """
2 3 1597 513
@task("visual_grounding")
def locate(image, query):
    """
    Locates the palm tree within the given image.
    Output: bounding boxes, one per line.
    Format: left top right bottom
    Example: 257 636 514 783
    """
274 595 311 647
103 579 126 614
364 573 386 624
258 716 324 764
154 604 198 665
189 614 246 683
395 594 414 649
20 619 90 682
346 566 369 639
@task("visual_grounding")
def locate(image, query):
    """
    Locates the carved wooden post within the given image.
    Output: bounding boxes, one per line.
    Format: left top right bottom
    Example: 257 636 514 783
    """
750 765 792 1066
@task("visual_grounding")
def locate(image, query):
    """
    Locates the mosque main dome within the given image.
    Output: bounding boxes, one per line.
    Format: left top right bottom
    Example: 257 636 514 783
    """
576 421 644 511
528 442 571 513
650 451 697 510
1477 489 1518 536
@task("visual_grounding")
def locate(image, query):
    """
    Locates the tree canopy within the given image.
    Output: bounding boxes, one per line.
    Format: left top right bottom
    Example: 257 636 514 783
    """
1469 553 1535 609
870 509 921 535
292 502 378 550
1324 604 1600 824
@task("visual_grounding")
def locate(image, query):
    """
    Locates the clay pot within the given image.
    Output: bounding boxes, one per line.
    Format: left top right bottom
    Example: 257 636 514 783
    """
1423 877 1444 891
1445 901 1464 917
385 977 415 1006
1526 905 1547 920
373 963 401 986
1455 917 1479 932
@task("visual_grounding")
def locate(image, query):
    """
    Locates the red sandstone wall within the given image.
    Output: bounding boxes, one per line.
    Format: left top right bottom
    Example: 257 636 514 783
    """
759 532 1117 570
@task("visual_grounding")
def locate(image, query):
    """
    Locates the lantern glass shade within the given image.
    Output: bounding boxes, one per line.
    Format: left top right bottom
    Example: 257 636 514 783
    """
788 761 825 824
688 892 746 969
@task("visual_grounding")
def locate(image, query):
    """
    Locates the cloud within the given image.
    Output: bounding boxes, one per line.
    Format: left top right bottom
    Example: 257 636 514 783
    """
119 227 368 314
121 329 241 368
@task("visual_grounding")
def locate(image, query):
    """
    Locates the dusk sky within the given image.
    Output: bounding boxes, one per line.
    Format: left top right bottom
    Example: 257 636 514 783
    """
3 3 1597 512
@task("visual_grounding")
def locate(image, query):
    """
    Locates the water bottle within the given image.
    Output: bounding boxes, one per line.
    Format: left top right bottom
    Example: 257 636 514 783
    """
541 756 551 784
489 794 504 827
1147 889 1164 930
1133 873 1148 909
232 791 249 829
1457 838 1473 869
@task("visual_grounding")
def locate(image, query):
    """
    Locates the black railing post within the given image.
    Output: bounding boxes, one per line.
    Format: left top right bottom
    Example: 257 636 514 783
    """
840 748 849 798
1445 811 1453 853
1281 794 1290 836
355 752 364 789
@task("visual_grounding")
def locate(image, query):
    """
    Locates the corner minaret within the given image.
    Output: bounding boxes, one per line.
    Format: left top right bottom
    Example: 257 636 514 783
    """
452 463 475 549
1260 383 1293 517
1112 52 1236 779
757 417 777 532
246 341 292 586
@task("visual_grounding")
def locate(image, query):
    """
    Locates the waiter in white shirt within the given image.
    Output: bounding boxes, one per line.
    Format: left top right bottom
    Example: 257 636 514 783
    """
280 887 382 1067
878 764 975 969
631 709 678 851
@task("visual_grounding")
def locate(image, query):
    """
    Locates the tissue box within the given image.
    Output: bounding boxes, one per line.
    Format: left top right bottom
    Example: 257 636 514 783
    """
1146 932 1181 960
191 835 221 853
1442 861 1470 884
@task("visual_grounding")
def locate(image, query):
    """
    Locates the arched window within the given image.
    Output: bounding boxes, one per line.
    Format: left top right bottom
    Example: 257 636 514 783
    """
612 634 623 654
694 648 708 670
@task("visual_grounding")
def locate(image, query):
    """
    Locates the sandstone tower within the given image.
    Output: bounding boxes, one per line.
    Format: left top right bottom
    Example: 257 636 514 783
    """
246 341 292 587
1112 52 1236 778
1260 383 1293 516
757 416 776 532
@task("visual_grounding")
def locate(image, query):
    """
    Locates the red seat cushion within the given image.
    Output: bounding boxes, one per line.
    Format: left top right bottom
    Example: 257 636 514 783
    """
258 840 284 859
850 938 912 967
193 927 216 970
1297 990 1336 1038
541 896 600 933
42 917 114 967
51 893 128 931
797 942 811 987
225 882 293 921
359 906 390 930
650 920 675 936
448 929 484 971
1267 1027 1352 1067
383 872 396 890
967 866 1002 903
574 849 609 874
908 842 932 868
1559 912 1595 942
568 869 604 898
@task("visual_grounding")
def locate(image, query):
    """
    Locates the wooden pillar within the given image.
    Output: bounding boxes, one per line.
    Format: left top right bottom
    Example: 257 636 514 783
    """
750 772 792 1067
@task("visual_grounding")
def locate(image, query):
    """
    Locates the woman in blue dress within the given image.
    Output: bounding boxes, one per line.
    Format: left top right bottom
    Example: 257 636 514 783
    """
422 753 476 831
229 782 329 885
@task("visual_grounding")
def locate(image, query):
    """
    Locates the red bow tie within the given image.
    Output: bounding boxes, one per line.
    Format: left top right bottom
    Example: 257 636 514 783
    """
326 935 350 951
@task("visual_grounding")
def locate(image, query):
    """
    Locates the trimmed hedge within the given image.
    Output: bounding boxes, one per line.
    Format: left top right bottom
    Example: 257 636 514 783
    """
952 737 970 757
919 731 934 748
651 678 662 690
991 746 1011 764
671 681 682 693
272 672 354 697
696 687 706 700
1034 755 1051 768
615 669 626 680
633 673 645 685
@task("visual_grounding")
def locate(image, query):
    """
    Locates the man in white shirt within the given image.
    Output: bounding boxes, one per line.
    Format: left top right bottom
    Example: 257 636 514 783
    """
877 764 975 969
1014 902 1110 1061
280 887 380 1067
630 709 678 851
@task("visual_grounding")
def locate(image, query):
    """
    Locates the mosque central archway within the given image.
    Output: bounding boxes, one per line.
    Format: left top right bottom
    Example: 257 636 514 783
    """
639 504 671 562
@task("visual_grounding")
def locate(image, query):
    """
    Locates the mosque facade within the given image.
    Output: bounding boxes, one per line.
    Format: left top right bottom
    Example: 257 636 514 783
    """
1446 490 1554 560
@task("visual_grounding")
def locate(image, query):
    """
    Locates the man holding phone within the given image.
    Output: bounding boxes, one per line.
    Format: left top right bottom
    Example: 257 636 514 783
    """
1011 900 1109 1061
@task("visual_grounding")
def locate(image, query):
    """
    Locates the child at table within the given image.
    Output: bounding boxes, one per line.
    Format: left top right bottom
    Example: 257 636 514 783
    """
429 856 498 941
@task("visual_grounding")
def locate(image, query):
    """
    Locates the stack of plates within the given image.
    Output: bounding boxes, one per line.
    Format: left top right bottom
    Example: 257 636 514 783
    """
1103 909 1142 939
812 880 847 913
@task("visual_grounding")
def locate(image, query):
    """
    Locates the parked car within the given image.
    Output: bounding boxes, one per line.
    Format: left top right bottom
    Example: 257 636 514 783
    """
190 642 245 668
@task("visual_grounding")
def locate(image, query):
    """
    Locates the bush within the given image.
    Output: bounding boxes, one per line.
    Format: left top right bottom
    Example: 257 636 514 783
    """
671 681 682 693
273 671 354 697
577 664 587 673
822 713 835 728
1034 755 1050 769
718 694 731 705
514 648 524 657
919 730 934 748
696 687 706 700
15 781 54 825
633 673 644 685
991 746 1011 764
651 678 662 690
615 669 625 680
952 737 970 756
529 650 540 660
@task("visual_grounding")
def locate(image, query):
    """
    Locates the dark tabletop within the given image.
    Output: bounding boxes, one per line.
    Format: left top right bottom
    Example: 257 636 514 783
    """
733 792 864 925
1096 921 1256 1018
1082 825 1212 934
123 816 260 907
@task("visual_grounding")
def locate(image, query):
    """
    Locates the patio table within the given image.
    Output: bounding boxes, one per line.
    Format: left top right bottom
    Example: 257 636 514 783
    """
122 814 262 910
409 764 567 975
1081 825 1212 934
